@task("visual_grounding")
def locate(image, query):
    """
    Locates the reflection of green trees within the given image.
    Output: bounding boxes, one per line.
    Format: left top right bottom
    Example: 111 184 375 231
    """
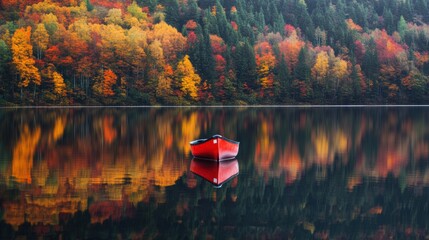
0 108 429 238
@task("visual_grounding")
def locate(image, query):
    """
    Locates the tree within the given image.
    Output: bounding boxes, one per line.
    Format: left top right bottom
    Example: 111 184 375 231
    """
255 41 276 97
52 71 67 96
175 55 201 101
150 21 186 63
32 23 49 60
275 55 290 102
397 16 407 40
92 69 117 98
0 40 11 80
312 51 329 82
12 27 41 98
102 69 117 97
105 8 123 25
41 13 59 36
278 28 305 72
127 1 147 20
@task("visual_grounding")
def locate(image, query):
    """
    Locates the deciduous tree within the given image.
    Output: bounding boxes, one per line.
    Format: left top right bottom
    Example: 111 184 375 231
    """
176 55 201 100
12 27 41 97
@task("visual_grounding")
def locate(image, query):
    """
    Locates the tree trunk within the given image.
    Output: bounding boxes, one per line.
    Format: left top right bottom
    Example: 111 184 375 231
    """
33 84 36 99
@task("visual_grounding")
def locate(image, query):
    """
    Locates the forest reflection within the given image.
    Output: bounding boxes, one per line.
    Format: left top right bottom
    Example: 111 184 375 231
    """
1 107 429 238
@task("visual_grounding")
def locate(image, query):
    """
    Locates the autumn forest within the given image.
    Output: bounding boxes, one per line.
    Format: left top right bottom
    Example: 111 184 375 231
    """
1 0 429 105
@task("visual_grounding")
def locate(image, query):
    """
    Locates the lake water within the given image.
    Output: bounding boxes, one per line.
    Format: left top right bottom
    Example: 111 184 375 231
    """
0 107 429 239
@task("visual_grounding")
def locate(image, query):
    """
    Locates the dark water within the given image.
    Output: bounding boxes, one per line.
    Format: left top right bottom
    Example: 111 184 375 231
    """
1 107 429 239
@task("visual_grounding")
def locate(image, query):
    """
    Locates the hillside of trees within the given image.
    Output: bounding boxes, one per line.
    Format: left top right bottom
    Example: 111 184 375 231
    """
1 0 429 105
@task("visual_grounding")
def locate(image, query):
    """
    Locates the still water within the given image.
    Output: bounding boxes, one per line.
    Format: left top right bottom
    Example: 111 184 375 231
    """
0 107 429 239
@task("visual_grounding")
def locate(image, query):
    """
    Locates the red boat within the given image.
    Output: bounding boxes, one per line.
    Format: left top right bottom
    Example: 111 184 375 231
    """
190 134 239 161
190 158 239 187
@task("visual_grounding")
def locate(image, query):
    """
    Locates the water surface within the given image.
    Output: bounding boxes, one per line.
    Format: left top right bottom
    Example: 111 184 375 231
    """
1 107 429 239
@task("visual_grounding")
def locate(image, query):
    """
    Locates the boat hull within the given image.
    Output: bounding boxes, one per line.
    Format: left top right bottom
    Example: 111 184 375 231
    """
190 135 239 161
190 158 239 187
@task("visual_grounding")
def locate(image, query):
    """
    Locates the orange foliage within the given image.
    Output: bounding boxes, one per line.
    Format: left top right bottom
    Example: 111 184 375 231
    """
51 116 66 143
102 69 117 97
12 27 41 88
185 20 197 30
278 142 302 184
414 51 429 69
346 19 363 32
210 34 226 55
278 29 305 71
255 41 276 96
254 119 275 173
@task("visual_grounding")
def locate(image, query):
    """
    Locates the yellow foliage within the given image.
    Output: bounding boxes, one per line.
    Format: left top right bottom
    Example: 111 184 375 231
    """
312 130 329 164
331 58 348 80
12 27 41 88
32 24 49 58
179 112 200 154
150 21 186 62
52 71 67 96
311 51 329 81
176 55 201 100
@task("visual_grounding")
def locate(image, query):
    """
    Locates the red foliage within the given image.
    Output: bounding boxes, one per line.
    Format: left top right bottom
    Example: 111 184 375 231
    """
214 54 226 74
374 29 406 63
90 0 129 10
231 21 238 31
284 24 296 37
187 31 198 46
44 45 61 63
210 35 226 55
354 40 365 63
142 6 150 13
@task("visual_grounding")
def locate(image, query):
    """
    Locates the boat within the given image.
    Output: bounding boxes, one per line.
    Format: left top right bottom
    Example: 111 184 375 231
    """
190 158 239 187
190 134 239 161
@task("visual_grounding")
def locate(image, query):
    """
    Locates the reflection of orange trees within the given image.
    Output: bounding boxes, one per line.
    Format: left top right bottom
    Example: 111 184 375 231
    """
89 200 134 224
309 127 351 167
3 181 87 228
12 125 41 183
51 116 66 143
178 112 200 154
278 141 302 184
254 119 275 173
311 129 331 165
102 115 117 144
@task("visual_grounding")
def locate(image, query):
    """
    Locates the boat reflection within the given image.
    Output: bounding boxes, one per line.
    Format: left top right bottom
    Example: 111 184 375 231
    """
190 158 239 188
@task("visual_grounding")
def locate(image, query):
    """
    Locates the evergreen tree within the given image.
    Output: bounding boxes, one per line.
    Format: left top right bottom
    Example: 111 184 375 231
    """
275 55 290 102
362 39 380 99
397 15 407 40
234 40 256 93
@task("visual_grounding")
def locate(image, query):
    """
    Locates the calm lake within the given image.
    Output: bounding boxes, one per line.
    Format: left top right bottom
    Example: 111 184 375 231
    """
1 107 429 239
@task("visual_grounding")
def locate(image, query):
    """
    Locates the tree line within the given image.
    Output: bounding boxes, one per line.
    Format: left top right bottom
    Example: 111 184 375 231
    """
0 0 429 105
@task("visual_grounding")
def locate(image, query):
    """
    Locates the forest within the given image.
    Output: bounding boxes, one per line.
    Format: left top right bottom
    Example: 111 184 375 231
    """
1 0 429 105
